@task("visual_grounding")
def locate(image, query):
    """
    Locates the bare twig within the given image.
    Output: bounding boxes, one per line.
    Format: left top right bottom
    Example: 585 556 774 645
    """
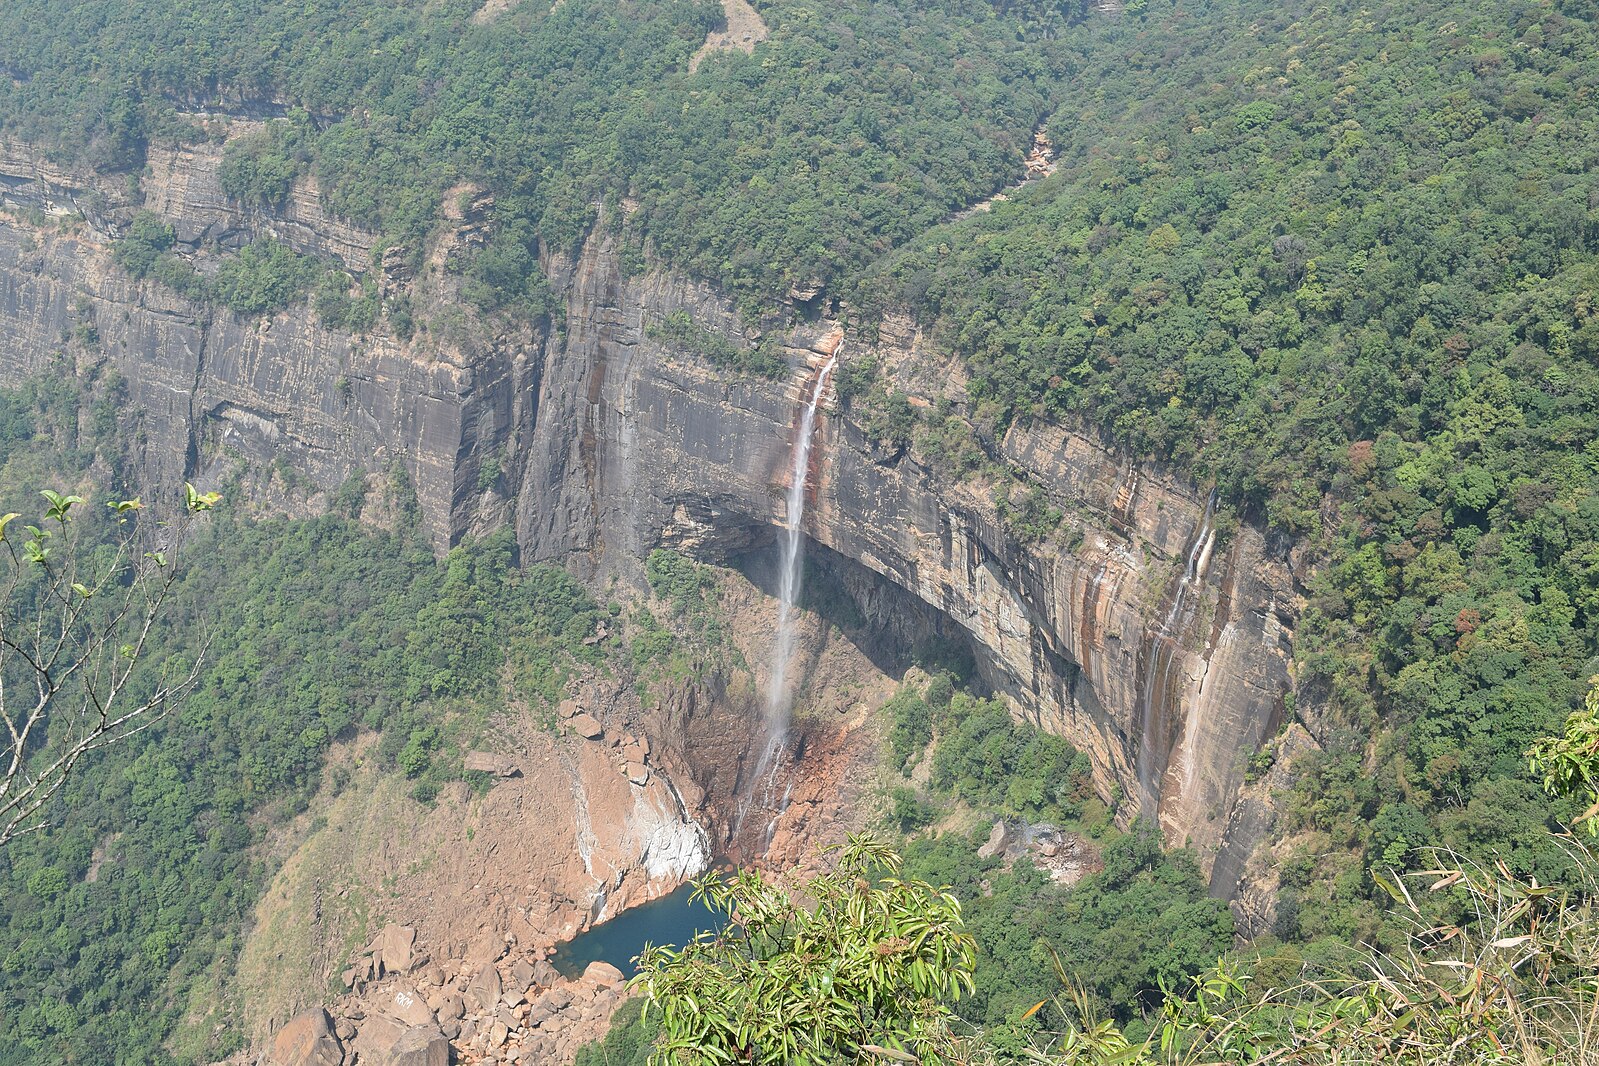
0 484 219 847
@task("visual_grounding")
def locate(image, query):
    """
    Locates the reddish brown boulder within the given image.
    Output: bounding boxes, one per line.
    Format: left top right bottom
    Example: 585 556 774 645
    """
268 1008 343 1066
382 1026 450 1066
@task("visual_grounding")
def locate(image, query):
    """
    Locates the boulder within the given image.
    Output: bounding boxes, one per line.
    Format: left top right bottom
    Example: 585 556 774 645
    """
468 964 504 1012
463 751 522 777
625 761 649 785
582 961 626 989
382 1026 450 1066
351 1013 406 1064
557 699 582 719
464 929 506 968
530 959 559 989
569 713 603 739
380 984 435 1028
268 1008 343 1066
436 992 465 1021
511 958 536 990
976 820 1012 860
372 924 417 974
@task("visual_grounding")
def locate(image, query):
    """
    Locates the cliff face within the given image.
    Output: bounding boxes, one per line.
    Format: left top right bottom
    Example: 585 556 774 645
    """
519 224 1300 887
0 136 516 551
0 136 1301 892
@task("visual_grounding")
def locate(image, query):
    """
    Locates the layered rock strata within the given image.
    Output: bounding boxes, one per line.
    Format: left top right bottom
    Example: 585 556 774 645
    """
0 134 1301 890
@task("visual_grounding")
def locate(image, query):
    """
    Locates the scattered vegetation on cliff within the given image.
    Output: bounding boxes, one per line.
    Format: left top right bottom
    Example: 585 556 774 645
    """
646 311 786 378
113 214 325 316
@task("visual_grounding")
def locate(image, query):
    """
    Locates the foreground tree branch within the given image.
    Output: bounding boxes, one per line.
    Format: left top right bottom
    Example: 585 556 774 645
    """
0 482 219 847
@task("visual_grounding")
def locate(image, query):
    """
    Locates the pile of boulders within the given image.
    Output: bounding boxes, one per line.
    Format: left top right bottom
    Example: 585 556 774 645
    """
266 924 631 1066
557 697 654 788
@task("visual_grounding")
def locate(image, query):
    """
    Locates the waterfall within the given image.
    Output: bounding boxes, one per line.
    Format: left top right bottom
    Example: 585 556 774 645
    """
1133 489 1217 814
733 342 840 846
766 345 840 722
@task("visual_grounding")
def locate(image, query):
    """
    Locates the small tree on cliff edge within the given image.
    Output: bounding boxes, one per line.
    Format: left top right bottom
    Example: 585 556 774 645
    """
633 833 978 1065
0 482 219 846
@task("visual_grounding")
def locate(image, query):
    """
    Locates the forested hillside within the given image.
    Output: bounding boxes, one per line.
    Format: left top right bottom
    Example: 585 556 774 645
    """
1 0 1056 308
858 0 1599 950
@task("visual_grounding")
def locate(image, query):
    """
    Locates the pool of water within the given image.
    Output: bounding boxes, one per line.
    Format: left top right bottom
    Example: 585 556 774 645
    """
549 883 730 978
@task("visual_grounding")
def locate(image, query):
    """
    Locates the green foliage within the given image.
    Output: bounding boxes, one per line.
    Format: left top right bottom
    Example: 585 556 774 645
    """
885 683 933 771
313 271 380 333
112 212 175 278
1028 840 1599 1065
888 786 937 831
0 408 614 1064
213 239 320 315
925 688 1093 823
632 549 736 691
827 0 1599 948
647 311 785 378
635 834 977 1065
218 121 309 208
0 0 1060 305
575 998 659 1066
113 223 327 315
899 827 1232 1038
1530 675 1599 834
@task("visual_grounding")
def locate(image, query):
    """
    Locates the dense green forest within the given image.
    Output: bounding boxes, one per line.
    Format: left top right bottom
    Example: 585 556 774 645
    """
878 675 1231 1040
1 0 1055 309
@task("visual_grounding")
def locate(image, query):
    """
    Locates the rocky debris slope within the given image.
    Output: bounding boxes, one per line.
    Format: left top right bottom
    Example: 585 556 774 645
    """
228 558 884 1064
689 0 770 73
975 819 1101 887
265 923 629 1066
230 692 707 1051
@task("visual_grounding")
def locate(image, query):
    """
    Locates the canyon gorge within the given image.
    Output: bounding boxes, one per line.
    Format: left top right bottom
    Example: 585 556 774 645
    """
0 125 1304 1058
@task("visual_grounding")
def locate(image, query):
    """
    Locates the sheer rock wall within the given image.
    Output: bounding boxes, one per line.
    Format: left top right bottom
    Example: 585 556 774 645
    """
0 140 1302 892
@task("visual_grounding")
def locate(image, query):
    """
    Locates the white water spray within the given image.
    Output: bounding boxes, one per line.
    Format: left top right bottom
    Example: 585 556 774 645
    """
734 342 840 844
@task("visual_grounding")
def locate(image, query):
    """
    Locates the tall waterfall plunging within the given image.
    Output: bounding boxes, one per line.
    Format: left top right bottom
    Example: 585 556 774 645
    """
734 342 840 844
766 346 840 721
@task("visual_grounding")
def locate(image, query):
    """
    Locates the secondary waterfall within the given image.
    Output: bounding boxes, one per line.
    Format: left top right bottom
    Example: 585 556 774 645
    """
734 342 840 844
